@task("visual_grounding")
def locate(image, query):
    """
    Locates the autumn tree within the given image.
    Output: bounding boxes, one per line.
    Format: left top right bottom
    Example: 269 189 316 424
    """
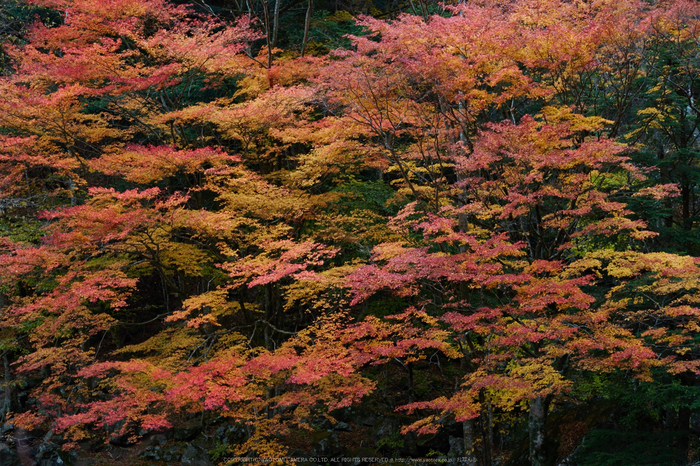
3 0 700 464
316 2 700 464
0 0 387 458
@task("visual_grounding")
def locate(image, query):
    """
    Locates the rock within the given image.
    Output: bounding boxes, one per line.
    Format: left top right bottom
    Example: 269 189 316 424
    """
150 434 167 446
361 414 377 427
448 436 465 457
35 440 70 466
215 423 247 443
181 444 213 466
372 417 401 442
107 421 137 447
0 443 22 466
333 422 352 432
312 431 340 457
171 426 200 441
37 456 66 466
141 445 182 462
108 433 137 447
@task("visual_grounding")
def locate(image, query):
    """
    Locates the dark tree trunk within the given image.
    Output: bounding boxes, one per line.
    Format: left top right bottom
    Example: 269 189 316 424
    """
529 395 551 466
2 353 12 421
678 406 690 462
271 0 280 48
681 178 693 231
463 419 478 465
300 0 313 57
479 391 493 466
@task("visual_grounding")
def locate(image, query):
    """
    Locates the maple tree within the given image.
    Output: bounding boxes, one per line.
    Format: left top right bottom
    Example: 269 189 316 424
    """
2 0 700 464
315 2 700 464
340 115 672 464
0 0 377 459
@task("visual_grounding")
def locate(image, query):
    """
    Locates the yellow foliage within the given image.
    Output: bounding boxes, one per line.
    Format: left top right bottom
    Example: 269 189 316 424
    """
115 327 204 370
537 106 612 133
160 243 212 276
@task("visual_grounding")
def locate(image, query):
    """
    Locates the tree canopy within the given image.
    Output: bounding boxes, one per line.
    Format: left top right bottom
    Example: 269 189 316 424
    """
1 0 700 464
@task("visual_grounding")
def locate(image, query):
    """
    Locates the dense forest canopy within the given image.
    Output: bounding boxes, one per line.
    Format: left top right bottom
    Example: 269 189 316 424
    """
1 0 700 464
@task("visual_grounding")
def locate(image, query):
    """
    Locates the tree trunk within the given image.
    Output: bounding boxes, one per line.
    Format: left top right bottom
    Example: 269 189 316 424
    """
682 177 692 230
261 0 273 68
463 419 478 465
2 354 12 422
529 395 550 466
271 0 280 48
478 390 493 466
15 427 33 466
678 406 690 463
483 401 494 466
300 0 313 57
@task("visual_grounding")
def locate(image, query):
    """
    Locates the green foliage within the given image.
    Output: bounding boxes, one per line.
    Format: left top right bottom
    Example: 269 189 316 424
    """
0 216 43 244
574 371 700 431
574 430 684 466
364 295 408 318
286 10 365 55
208 441 232 462
331 180 398 214
377 431 404 457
